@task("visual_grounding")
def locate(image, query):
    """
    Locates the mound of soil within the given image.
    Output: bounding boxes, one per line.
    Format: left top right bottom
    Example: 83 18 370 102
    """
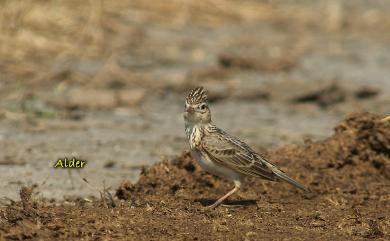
1 112 389 240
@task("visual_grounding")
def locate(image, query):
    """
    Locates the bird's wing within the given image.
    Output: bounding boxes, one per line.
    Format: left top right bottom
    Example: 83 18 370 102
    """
200 131 278 181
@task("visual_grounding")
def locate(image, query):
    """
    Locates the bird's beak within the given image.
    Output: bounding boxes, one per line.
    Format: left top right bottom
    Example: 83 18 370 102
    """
185 106 195 113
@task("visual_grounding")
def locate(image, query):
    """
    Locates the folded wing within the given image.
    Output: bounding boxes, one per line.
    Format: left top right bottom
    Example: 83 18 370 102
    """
201 127 308 192
201 130 278 181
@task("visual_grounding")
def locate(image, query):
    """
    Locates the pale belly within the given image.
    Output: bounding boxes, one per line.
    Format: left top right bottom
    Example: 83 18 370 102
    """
190 149 242 183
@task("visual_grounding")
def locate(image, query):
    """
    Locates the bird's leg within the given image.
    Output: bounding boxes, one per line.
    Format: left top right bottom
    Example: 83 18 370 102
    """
208 182 240 209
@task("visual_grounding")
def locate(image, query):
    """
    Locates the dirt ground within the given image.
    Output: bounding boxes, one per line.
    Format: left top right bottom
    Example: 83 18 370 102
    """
0 113 389 240
0 0 389 240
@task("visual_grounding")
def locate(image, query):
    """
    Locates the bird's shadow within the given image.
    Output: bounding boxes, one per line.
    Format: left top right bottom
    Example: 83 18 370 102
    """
194 198 257 207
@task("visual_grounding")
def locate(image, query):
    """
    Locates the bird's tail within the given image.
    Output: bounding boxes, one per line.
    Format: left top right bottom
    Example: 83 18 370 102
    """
272 168 309 192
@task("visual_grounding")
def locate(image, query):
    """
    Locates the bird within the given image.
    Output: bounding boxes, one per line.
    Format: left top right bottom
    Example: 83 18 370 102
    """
183 86 308 209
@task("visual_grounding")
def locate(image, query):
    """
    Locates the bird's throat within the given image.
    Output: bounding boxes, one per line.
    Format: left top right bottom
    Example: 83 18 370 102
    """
185 123 210 149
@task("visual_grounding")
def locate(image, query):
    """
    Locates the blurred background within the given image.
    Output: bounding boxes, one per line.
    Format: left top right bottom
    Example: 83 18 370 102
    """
0 0 389 200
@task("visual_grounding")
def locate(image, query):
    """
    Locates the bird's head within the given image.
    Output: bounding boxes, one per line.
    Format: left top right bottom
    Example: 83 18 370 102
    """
184 86 211 125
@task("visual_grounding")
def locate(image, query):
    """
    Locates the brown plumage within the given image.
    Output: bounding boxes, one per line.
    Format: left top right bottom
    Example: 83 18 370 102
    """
186 86 208 105
184 86 308 208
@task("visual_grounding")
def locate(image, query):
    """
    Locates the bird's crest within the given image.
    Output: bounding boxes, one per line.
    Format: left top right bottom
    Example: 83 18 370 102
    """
186 86 207 105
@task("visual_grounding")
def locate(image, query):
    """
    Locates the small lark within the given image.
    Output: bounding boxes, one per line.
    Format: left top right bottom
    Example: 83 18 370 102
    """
184 87 308 209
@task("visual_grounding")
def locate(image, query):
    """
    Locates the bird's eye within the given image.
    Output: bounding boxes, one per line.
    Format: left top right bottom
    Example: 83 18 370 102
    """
199 104 207 110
